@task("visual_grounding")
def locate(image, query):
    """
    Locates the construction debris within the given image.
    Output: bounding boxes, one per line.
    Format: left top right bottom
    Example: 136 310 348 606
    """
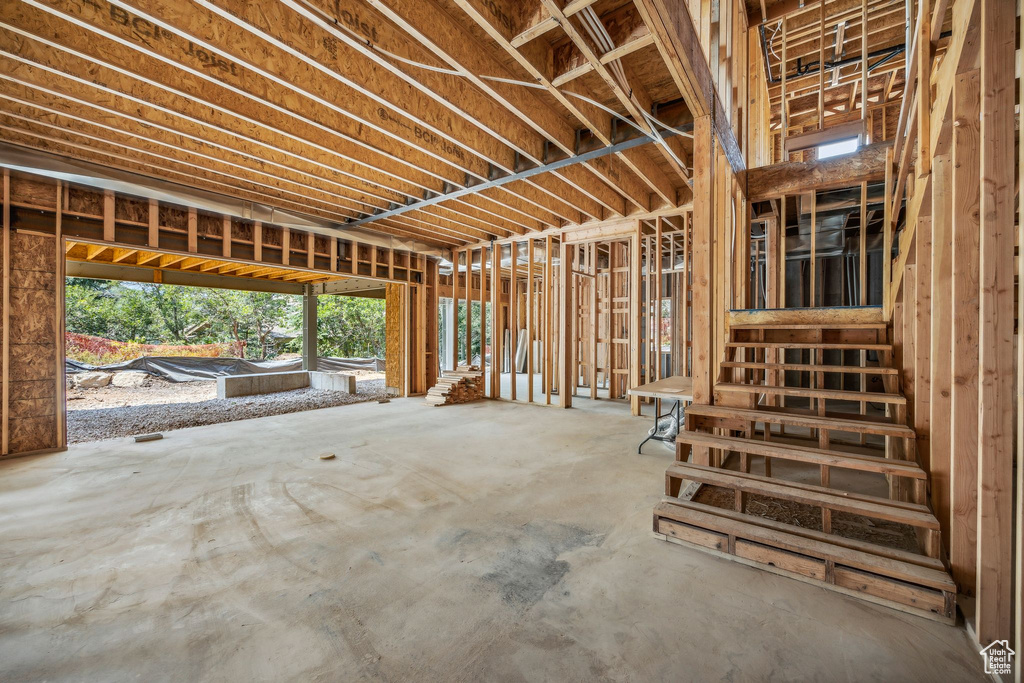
133 433 163 443
424 366 484 406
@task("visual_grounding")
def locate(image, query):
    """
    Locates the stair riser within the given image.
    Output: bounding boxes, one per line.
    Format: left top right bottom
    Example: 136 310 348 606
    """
654 516 954 623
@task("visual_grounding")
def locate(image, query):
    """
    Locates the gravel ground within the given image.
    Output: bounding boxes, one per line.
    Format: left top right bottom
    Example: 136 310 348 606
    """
67 374 389 444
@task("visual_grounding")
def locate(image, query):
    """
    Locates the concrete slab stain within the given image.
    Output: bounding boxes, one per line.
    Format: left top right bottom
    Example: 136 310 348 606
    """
482 521 603 607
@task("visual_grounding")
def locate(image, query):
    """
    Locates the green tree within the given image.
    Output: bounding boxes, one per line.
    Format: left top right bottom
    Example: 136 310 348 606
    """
143 284 203 342
316 295 386 358
65 280 117 337
195 289 293 359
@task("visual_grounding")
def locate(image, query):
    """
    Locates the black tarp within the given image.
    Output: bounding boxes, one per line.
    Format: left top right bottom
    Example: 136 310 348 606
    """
66 356 384 382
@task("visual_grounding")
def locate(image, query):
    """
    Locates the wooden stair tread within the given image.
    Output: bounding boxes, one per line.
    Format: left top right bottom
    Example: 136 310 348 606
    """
715 382 907 405
729 323 887 330
725 341 891 351
684 404 916 438
720 361 898 375
665 462 939 529
654 500 954 592
676 432 925 478
669 460 931 513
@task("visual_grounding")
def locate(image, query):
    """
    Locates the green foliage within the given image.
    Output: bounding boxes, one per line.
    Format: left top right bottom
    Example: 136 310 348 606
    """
64 279 386 361
316 296 386 358
453 300 488 364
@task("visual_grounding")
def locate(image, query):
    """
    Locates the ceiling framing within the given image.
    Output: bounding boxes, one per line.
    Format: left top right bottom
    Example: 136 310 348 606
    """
749 0 941 131
0 0 706 250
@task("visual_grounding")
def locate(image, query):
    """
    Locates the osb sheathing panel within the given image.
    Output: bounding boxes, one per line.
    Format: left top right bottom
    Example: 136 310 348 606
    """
114 196 149 224
10 177 56 208
66 187 102 216
6 230 58 453
385 283 405 395
158 205 187 230
197 213 221 237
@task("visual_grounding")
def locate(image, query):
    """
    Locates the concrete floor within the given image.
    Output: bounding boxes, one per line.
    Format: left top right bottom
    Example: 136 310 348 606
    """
0 398 985 681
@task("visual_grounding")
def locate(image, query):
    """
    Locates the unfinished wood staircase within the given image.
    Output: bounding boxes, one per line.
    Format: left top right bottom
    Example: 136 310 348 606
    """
653 308 957 622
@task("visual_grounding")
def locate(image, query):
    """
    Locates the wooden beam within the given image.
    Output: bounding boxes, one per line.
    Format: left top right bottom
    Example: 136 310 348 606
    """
745 142 890 201
103 188 114 241
690 116 713 404
558 238 572 408
1 169 8 455
928 153 952 552
634 0 745 172
974 0 1014 645
148 198 159 248
187 206 197 253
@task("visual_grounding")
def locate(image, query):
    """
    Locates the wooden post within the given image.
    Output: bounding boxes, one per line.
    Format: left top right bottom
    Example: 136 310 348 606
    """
103 189 115 242
817 0 825 131
929 153 952 550
691 116 714 405
860 0 868 128
452 249 459 367
528 239 535 403
882 148 893 319
778 196 786 309
558 239 572 408
222 216 231 258
859 182 867 304
465 249 472 367
590 242 598 400
148 198 159 248
187 207 198 253
682 212 690 375
490 244 499 398
809 192 817 307
626 227 634 413
974 0 1014 644
479 246 486 388
655 217 663 382
55 182 65 448
781 18 787 159
545 236 553 405
916 0 932 177
509 244 517 401
2 169 9 455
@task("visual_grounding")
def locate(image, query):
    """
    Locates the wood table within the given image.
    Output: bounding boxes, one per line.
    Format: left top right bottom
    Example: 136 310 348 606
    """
628 376 694 454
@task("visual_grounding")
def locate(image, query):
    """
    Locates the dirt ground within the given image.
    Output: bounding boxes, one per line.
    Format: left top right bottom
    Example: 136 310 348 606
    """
66 371 388 444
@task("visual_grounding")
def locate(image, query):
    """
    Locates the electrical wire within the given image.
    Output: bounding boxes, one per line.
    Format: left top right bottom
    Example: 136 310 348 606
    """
283 0 691 148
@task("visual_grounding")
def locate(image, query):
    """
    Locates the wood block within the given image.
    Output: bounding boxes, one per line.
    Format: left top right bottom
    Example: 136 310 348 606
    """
833 566 949 616
657 518 728 551
735 539 827 580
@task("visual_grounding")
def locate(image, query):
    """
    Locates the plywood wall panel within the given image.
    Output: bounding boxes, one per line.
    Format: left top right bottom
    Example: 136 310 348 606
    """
3 223 60 456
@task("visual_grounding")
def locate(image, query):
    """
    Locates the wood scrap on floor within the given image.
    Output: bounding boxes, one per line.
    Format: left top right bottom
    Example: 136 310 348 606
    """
425 366 484 406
